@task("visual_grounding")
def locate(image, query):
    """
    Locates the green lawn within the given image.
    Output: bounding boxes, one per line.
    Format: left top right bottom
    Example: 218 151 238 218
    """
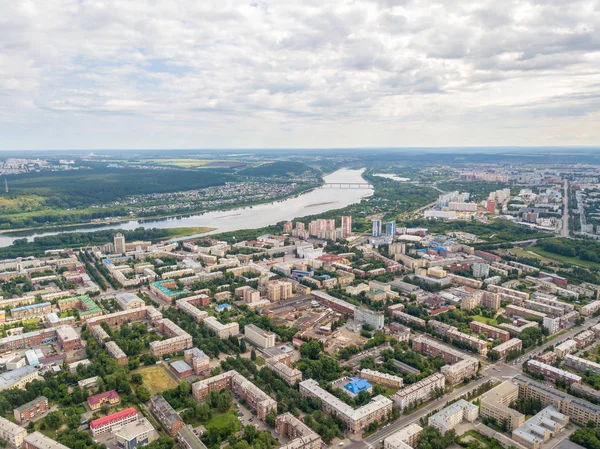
530 247 600 269
470 315 499 327
205 411 241 431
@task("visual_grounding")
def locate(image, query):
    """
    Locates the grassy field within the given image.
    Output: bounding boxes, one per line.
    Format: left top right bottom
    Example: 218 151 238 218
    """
132 364 178 395
147 159 245 168
205 410 241 431
509 247 551 262
530 247 600 269
164 227 215 239
470 314 500 327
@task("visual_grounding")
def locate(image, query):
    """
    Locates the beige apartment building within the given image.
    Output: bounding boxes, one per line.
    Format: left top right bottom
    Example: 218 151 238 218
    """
299 379 393 433
244 324 276 349
267 280 293 302
480 381 525 430
265 354 302 385
392 373 445 410
276 413 322 449
203 316 240 339
359 369 404 388
384 424 423 449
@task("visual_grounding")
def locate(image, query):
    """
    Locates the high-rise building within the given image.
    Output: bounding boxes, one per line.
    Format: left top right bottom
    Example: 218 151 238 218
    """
114 233 126 254
386 221 396 237
372 219 382 237
473 262 489 279
283 222 293 234
341 216 352 236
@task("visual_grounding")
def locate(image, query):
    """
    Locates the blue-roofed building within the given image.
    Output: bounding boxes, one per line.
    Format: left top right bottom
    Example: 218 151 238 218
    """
215 303 231 312
343 377 372 397
11 302 52 319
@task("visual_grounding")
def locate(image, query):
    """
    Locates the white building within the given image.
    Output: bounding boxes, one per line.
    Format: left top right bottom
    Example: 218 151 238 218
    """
244 324 276 349
0 416 27 448
384 424 423 449
428 399 478 434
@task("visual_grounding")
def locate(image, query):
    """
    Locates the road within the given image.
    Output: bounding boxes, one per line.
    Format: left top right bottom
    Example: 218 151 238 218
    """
561 179 569 238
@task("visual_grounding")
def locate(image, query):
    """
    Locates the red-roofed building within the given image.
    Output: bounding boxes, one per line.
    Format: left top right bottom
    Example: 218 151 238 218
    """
429 305 456 316
87 390 121 411
90 407 138 436
317 254 344 263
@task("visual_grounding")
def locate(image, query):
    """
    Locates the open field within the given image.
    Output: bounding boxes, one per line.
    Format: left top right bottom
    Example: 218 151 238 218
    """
205 410 241 431
508 247 550 262
530 246 600 269
163 227 215 239
132 364 178 395
470 314 500 327
147 159 246 168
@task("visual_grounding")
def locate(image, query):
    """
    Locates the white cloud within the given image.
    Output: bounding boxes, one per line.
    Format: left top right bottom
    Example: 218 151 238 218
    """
0 0 599 149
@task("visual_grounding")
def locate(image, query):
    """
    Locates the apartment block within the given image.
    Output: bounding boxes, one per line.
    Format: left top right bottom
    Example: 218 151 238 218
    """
428 399 478 434
469 321 510 342
359 369 403 388
149 319 193 357
492 338 522 360
553 340 578 358
244 324 276 349
480 381 525 431
23 432 69 449
505 305 546 320
176 298 209 323
481 291 501 310
487 285 529 306
512 407 569 449
299 379 393 433
267 280 293 302
564 354 600 376
311 291 356 316
114 418 157 449
192 371 277 420
514 375 600 427
428 320 488 355
447 274 483 289
499 319 539 336
392 311 426 328
90 407 139 436
10 302 52 320
392 373 445 410
86 306 163 328
203 316 240 339
581 300 600 316
184 348 210 375
384 424 423 449
265 354 302 386
574 330 595 348
55 325 82 351
14 396 48 424
0 366 40 392
527 360 581 386
276 413 322 449
106 341 128 365
524 300 564 317
150 396 184 436
0 415 27 448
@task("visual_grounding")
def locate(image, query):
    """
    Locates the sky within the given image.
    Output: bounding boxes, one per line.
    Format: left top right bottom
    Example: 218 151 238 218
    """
1 0 599 150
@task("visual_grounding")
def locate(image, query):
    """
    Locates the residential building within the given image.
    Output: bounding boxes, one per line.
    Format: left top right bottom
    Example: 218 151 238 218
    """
384 424 423 449
505 305 546 321
512 407 569 449
480 381 525 431
23 432 69 449
0 366 40 392
428 320 488 355
184 348 210 376
581 300 600 316
359 369 403 388
150 396 184 436
0 416 27 448
114 418 158 449
10 302 52 320
428 400 479 434
116 292 146 310
469 321 510 342
372 220 382 237
574 330 595 348
299 379 393 433
527 360 581 385
90 408 139 436
149 319 193 357
492 338 522 360
203 316 239 339
177 426 208 449
114 233 126 254
192 371 277 420
14 396 48 424
341 216 353 236
564 354 600 376
267 280 293 302
514 375 600 427
265 354 302 386
311 291 356 316
355 307 384 330
553 340 578 358
106 341 128 365
244 324 276 349
87 390 120 411
386 222 396 237
276 413 322 449
392 373 445 410
473 263 490 279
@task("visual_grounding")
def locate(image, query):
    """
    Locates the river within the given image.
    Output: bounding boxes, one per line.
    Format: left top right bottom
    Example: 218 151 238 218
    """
0 168 373 248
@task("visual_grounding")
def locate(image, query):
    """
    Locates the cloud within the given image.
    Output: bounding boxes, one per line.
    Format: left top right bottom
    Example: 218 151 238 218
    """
0 0 599 149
